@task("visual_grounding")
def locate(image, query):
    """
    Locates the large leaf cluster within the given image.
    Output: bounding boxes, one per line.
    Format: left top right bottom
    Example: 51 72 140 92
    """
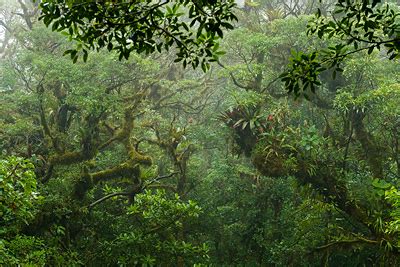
38 0 237 70
94 190 207 266
281 0 400 96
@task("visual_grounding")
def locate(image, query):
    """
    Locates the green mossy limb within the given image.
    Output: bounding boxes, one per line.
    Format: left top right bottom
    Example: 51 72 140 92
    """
251 140 291 177
353 112 383 178
75 161 142 199
49 152 85 165
91 162 140 184
43 149 97 182
252 152 287 177
296 165 370 229
98 108 135 150
49 150 96 166
74 166 94 199
251 138 370 228
128 147 152 166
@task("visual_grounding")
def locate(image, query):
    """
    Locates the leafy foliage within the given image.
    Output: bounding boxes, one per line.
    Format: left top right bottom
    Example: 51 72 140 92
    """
38 0 237 70
1 1 400 266
281 0 400 95
0 235 82 266
0 157 39 235
94 190 207 266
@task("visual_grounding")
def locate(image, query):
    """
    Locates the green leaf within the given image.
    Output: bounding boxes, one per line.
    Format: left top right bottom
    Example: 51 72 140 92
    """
51 21 59 31
83 49 88 62
372 179 391 189
368 46 374 54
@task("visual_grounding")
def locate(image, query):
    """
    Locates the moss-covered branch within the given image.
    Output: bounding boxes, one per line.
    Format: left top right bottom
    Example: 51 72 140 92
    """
91 162 140 184
352 111 383 178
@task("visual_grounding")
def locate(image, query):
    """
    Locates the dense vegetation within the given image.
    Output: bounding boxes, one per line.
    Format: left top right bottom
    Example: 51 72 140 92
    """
1 0 399 266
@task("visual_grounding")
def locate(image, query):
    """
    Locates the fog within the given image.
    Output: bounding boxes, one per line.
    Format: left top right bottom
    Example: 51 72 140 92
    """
1 1 400 266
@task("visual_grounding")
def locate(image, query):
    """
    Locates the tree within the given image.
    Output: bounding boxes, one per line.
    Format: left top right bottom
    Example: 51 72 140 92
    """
217 5 400 263
281 0 400 96
0 14 212 263
37 0 237 70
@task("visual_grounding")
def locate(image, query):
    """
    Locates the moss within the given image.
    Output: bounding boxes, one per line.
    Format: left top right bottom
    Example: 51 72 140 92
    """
128 148 152 166
251 141 289 177
50 152 85 165
75 159 144 198
74 166 93 199
98 108 135 150
91 162 140 184
49 150 96 166
353 112 383 178
252 150 287 177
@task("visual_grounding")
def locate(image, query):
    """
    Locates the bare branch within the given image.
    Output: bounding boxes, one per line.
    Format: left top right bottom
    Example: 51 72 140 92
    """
315 236 378 251
88 191 131 209
217 60 253 90
144 172 179 188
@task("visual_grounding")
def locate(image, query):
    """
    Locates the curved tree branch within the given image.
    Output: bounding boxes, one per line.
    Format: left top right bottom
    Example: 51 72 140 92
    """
88 191 131 209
